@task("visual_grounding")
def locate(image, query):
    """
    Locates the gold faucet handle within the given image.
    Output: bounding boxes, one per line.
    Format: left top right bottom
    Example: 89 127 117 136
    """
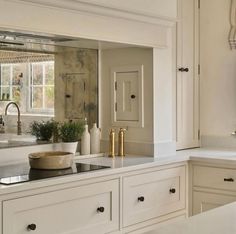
119 128 127 132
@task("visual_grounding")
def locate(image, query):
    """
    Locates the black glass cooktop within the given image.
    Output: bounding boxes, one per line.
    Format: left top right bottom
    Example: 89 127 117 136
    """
0 163 110 185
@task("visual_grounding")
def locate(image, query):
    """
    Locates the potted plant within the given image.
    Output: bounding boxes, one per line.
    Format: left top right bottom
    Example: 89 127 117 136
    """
59 120 85 154
29 120 54 142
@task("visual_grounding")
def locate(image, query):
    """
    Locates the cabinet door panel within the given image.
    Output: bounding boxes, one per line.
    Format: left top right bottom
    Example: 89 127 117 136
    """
193 165 236 192
176 0 199 149
116 71 139 121
123 166 186 227
3 180 119 234
193 191 236 215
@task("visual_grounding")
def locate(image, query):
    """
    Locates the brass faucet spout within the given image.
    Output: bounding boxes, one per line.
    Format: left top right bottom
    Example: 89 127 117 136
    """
5 102 22 135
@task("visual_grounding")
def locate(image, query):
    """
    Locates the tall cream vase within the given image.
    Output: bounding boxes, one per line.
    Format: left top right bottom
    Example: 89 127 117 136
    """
81 124 90 155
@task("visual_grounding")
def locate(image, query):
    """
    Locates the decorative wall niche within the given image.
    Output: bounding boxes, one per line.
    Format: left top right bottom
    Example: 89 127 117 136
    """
111 65 144 128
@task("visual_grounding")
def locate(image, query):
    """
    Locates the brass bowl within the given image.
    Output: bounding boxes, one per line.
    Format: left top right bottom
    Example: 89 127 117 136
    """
29 151 74 170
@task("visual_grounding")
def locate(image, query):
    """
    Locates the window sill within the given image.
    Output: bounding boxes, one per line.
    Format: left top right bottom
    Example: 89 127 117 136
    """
6 113 54 118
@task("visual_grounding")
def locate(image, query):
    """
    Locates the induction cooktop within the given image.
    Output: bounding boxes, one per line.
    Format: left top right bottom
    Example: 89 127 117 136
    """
0 163 110 185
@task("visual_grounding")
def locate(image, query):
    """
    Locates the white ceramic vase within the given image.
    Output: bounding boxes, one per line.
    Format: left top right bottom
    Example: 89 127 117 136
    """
61 142 78 154
90 123 101 154
81 124 90 155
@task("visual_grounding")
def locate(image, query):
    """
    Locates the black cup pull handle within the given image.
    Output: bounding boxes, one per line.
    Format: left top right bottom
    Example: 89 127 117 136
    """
97 207 105 213
138 196 145 202
178 67 189 72
27 224 36 231
224 178 234 182
169 188 176 194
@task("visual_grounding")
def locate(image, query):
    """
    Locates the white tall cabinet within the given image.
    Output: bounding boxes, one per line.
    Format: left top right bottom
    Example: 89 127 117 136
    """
176 0 200 150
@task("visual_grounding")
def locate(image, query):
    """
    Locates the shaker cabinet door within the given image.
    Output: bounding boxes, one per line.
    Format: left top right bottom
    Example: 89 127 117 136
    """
123 166 186 227
3 179 119 234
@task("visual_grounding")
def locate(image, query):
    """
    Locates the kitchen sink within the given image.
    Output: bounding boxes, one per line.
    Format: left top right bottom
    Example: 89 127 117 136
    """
0 133 36 143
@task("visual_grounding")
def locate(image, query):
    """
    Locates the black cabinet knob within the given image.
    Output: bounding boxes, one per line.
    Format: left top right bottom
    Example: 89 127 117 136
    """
169 188 176 194
224 178 234 182
131 94 136 99
97 207 105 213
138 196 145 202
178 67 189 72
27 224 36 231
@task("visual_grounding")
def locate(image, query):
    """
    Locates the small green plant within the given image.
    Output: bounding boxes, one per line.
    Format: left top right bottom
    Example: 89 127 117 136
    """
29 120 54 142
59 121 85 142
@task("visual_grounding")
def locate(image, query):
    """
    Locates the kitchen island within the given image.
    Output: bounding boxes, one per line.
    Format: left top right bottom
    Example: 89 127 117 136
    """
145 201 236 234
1 147 236 233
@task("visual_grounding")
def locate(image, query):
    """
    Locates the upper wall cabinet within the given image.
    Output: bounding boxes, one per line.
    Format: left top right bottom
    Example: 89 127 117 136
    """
176 0 200 149
75 0 178 19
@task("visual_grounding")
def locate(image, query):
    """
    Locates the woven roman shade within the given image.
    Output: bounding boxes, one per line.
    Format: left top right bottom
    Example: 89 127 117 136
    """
0 50 54 64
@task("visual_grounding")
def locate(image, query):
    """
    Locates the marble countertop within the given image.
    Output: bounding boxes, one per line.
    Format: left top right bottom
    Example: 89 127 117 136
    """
145 202 236 234
2 147 236 195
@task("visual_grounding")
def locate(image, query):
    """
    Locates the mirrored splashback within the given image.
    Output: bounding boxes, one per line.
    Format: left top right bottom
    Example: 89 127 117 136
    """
0 30 99 128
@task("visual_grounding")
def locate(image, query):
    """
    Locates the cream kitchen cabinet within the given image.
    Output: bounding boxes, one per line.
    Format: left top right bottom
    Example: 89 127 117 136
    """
191 162 236 216
122 164 187 233
123 166 186 227
0 162 187 234
176 0 200 149
2 179 120 234
193 191 236 214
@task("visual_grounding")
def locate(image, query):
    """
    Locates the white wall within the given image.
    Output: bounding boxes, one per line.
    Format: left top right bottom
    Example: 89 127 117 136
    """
200 0 236 146
100 47 153 155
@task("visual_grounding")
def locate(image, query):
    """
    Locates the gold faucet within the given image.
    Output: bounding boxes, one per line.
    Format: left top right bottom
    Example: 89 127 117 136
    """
5 102 22 135
118 128 126 157
108 129 116 158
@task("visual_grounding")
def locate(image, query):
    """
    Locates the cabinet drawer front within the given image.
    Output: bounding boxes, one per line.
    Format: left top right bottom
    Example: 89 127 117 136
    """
3 180 119 234
123 166 186 227
193 165 236 191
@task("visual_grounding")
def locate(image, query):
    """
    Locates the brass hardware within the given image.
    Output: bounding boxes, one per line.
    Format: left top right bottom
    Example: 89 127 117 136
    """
118 128 127 157
108 129 115 158
5 101 22 135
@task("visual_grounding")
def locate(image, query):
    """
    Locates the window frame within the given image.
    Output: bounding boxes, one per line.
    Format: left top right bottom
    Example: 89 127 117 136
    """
0 61 55 116
28 61 54 114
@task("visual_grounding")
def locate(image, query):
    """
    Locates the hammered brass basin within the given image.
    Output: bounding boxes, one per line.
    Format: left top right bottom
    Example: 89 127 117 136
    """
29 151 73 170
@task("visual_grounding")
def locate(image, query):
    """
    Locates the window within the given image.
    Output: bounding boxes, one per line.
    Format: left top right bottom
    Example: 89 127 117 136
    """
0 61 54 115
30 62 54 112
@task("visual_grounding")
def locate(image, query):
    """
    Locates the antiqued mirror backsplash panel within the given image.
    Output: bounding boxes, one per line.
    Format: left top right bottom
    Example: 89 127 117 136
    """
55 48 98 127
0 37 98 135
